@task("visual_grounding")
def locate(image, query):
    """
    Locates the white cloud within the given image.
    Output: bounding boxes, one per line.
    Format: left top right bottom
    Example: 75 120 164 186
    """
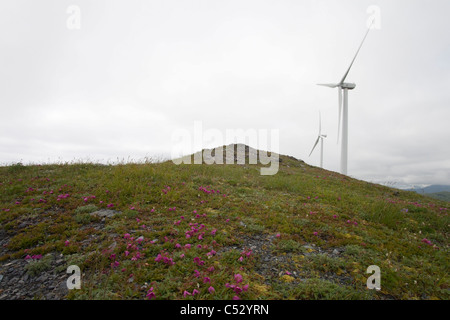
1 0 449 186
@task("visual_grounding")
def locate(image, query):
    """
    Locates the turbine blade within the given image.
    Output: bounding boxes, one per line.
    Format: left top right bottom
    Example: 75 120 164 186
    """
317 83 339 88
337 88 342 144
339 23 373 84
309 136 321 157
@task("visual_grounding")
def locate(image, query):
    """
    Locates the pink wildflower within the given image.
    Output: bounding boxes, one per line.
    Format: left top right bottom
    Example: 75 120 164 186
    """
146 287 155 300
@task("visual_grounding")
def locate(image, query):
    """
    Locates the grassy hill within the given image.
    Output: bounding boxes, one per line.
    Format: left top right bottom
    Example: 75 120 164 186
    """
0 146 448 300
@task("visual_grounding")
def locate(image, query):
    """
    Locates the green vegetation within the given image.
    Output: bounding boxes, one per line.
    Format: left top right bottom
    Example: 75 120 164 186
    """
24 254 54 276
0 151 448 300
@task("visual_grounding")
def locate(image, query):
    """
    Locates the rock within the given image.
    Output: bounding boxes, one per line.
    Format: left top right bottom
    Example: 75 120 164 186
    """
58 281 69 296
108 242 117 249
18 222 30 228
89 209 120 218
0 274 3 282
36 275 47 282
3 261 16 267
332 249 340 255
137 236 144 242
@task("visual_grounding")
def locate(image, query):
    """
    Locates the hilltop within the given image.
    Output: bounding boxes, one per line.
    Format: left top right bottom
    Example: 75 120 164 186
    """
0 145 448 300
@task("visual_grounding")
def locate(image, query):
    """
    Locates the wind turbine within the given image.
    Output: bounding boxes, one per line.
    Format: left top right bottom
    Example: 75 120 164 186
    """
318 21 374 175
309 111 327 168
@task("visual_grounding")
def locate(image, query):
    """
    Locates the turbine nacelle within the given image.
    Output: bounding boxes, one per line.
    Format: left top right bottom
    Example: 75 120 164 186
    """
341 83 356 90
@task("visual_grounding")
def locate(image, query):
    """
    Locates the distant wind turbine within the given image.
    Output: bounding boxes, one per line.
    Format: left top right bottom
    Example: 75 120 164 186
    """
318 20 374 175
309 111 327 168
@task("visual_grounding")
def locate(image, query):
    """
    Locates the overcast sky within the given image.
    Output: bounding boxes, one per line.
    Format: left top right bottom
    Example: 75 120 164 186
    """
1 0 449 188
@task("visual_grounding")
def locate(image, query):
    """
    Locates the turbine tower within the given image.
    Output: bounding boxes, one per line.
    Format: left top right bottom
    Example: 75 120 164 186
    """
318 22 373 175
309 111 327 168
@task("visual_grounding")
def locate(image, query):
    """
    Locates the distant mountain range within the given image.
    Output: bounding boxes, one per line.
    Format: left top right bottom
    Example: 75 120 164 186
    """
403 185 450 202
405 185 450 194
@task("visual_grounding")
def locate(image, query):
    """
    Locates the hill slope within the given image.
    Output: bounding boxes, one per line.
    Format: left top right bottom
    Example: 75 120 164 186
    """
0 147 448 300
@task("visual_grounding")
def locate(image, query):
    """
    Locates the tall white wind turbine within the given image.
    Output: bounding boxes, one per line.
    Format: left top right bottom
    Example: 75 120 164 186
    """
309 111 327 168
318 22 374 175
